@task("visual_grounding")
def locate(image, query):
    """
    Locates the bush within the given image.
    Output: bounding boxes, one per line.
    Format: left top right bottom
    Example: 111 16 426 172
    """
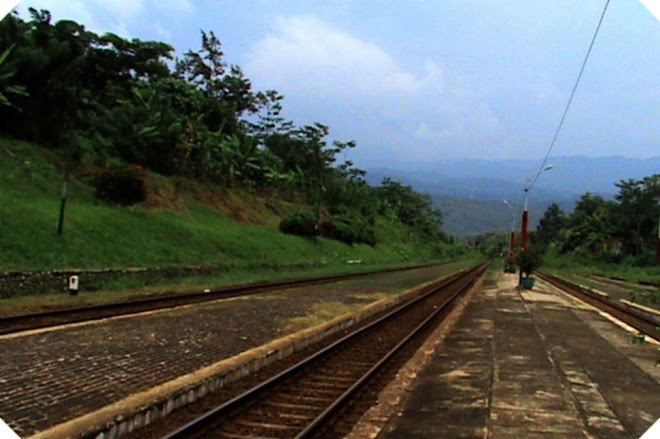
334 222 357 245
517 246 542 277
279 211 318 237
331 212 377 247
355 225 377 247
279 210 377 246
94 164 147 205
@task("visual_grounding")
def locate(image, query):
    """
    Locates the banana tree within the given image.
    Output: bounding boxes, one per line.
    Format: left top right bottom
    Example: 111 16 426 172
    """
0 45 29 110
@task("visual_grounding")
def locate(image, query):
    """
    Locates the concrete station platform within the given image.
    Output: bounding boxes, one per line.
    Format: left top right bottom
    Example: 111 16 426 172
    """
377 272 660 439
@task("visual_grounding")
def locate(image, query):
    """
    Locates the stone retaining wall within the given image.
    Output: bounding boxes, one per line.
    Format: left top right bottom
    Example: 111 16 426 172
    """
0 262 320 298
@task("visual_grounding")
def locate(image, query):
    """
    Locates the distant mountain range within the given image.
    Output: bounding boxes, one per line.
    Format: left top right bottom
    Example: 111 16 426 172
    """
365 155 660 236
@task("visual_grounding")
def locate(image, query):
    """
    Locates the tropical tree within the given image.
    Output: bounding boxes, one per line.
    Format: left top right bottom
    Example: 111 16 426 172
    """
176 30 259 115
0 10 451 246
561 193 616 254
534 203 566 252
376 178 444 239
0 45 28 109
612 176 660 256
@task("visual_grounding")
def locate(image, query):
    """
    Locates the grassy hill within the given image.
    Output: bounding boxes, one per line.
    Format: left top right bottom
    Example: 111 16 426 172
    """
0 137 470 272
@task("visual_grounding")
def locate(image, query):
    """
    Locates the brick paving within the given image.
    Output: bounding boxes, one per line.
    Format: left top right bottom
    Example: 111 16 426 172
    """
0 265 450 437
380 272 660 439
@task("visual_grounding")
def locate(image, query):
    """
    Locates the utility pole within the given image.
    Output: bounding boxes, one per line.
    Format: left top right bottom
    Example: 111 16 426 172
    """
656 187 660 266
503 200 516 265
57 132 75 235
509 231 516 259
520 165 552 252
57 168 69 235
518 189 530 287
518 165 552 286
656 220 659 266
521 189 529 251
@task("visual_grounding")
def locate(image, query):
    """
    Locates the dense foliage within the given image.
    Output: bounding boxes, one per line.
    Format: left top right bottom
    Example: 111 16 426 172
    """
532 175 659 266
0 10 449 247
94 164 147 205
517 247 542 277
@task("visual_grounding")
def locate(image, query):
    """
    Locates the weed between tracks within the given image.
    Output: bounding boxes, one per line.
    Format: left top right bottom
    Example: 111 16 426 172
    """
279 294 395 333
277 262 477 334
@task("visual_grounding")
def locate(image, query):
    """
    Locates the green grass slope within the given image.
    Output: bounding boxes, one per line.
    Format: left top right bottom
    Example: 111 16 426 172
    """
0 137 469 272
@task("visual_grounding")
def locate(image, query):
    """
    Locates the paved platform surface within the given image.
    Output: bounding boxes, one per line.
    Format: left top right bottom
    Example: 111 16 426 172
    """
0 266 450 438
380 272 660 439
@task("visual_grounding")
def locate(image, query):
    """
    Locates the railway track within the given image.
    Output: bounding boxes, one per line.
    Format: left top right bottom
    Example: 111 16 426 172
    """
157 262 488 439
593 274 659 289
537 272 660 340
0 263 439 335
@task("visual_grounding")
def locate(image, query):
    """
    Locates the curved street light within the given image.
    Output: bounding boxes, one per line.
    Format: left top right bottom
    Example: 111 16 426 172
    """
521 164 553 251
503 200 517 261
517 165 553 286
656 186 660 266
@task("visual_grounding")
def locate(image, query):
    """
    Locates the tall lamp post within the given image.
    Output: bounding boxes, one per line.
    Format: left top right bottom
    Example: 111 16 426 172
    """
503 200 516 262
656 187 660 266
520 165 553 252
519 165 553 286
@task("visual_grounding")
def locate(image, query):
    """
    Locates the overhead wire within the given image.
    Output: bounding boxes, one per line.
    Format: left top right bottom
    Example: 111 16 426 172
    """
526 0 611 193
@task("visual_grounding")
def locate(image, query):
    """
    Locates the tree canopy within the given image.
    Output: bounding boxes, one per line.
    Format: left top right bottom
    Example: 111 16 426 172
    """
531 175 659 266
0 10 449 247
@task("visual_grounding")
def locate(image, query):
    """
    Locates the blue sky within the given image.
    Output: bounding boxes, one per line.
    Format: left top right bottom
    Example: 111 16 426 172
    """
11 1 660 167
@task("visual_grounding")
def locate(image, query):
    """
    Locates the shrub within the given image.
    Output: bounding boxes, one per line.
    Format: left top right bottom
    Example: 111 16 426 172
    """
355 225 377 247
517 247 542 277
279 211 318 237
94 164 147 205
334 222 357 245
331 212 377 247
320 220 336 238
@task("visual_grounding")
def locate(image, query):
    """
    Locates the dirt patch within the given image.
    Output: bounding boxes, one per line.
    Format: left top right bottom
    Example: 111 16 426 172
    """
137 176 305 226
141 175 187 213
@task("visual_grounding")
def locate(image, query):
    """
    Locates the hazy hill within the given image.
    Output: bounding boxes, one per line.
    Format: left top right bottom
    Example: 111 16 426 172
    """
431 196 551 236
365 155 660 236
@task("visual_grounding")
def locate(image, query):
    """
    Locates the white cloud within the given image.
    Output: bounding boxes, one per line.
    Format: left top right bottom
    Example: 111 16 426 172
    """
152 22 173 41
158 0 193 13
244 15 511 161
414 102 504 144
246 16 436 97
16 0 193 37
414 122 446 143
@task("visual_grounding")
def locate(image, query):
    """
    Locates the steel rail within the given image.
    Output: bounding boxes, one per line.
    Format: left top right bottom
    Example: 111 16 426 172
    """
160 262 488 439
0 262 440 335
589 274 659 291
537 271 659 340
295 264 485 438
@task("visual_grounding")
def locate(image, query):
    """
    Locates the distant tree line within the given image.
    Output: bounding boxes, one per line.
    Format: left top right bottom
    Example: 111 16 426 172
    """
532 175 659 266
0 10 449 247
